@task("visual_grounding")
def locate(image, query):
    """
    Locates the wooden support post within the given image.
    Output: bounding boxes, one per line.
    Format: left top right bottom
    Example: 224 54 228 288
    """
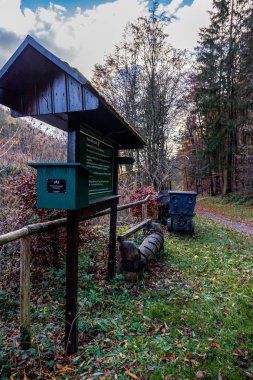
108 200 118 280
65 210 79 354
65 114 80 354
20 236 31 350
142 202 147 220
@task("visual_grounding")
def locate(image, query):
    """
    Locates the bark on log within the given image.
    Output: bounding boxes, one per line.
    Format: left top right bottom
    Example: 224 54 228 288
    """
119 223 164 282
120 241 140 283
139 232 164 266
149 222 164 236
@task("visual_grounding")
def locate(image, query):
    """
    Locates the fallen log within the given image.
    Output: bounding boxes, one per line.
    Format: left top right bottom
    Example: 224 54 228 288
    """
119 222 164 282
139 232 164 266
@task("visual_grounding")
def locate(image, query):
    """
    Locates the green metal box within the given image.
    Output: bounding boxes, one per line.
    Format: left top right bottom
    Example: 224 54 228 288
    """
28 162 93 210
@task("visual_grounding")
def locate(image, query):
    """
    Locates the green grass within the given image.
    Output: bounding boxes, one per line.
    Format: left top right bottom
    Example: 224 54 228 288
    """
197 196 253 225
0 216 253 379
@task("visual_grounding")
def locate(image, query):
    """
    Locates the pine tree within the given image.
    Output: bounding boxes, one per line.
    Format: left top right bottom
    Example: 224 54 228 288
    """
191 0 253 194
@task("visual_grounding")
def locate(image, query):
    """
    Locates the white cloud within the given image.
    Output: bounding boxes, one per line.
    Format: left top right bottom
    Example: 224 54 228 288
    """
161 0 184 15
166 0 212 51
0 0 212 79
0 0 33 34
50 2 67 13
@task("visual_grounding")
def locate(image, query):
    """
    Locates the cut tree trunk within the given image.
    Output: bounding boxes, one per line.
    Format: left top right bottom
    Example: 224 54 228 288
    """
139 232 164 266
120 241 141 283
119 223 164 282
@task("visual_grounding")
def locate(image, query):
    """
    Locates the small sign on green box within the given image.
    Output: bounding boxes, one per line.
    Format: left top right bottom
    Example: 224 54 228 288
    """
28 162 93 210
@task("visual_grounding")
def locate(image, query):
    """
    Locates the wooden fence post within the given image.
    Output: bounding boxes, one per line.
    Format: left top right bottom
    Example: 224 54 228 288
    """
142 202 147 220
20 236 31 349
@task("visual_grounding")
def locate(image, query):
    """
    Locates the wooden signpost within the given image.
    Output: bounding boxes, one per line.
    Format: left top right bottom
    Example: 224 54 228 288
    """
0 35 144 354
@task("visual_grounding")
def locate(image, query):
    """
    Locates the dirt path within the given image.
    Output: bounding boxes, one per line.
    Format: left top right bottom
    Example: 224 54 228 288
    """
196 208 253 236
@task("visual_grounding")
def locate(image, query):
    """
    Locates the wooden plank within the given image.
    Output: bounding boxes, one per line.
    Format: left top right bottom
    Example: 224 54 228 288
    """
117 219 152 243
38 80 53 114
83 88 99 110
67 75 83 112
117 156 135 165
76 195 120 223
20 236 31 350
22 82 37 115
113 148 118 195
53 72 68 113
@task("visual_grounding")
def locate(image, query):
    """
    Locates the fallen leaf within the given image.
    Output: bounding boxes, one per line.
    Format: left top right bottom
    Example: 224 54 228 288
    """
245 372 253 379
162 353 175 362
10 373 18 380
196 370 204 379
56 366 74 374
209 343 221 349
125 369 140 379
237 333 245 343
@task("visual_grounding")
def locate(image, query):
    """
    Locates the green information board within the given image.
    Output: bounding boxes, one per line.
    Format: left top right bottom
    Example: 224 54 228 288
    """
80 131 114 201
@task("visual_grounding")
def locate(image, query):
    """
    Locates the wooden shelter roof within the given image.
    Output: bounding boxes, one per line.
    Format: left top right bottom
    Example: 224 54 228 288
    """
0 35 145 149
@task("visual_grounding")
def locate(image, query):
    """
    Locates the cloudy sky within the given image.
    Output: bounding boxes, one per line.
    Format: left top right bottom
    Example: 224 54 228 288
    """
0 0 213 79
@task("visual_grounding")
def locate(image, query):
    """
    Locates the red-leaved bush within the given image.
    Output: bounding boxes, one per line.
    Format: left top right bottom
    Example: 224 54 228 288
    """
5 170 108 268
7 170 65 224
5 170 66 266
127 186 159 219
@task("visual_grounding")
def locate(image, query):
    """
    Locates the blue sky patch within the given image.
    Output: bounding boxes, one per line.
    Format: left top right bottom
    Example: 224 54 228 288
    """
21 0 194 13
21 0 112 12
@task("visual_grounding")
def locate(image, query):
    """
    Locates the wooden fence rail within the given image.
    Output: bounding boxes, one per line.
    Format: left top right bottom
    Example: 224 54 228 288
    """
117 219 152 242
0 195 150 246
0 195 150 350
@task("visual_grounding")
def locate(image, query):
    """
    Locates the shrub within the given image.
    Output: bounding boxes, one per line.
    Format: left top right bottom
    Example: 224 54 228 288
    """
2 170 66 267
3 170 108 268
127 186 159 219
7 170 65 224
229 193 253 205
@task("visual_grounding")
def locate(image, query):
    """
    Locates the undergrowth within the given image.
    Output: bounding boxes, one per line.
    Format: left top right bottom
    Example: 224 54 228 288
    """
204 194 253 206
0 216 253 379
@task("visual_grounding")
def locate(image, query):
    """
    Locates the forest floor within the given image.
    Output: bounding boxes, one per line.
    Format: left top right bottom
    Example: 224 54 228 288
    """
0 201 253 380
